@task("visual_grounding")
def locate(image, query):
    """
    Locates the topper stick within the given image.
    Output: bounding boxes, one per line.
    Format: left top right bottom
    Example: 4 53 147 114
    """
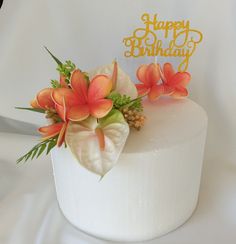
154 56 158 65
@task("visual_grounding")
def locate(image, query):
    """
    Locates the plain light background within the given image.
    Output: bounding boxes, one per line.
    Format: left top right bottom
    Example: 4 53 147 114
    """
0 0 236 243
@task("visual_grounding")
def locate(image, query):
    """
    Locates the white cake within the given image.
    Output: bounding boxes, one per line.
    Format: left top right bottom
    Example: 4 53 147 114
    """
51 97 207 242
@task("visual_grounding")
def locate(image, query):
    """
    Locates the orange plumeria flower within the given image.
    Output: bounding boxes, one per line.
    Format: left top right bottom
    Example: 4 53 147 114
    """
52 69 113 121
31 88 67 147
160 63 191 97
135 63 164 101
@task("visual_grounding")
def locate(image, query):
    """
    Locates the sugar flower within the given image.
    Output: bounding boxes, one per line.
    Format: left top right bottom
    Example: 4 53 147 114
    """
160 63 191 97
31 88 67 147
135 63 164 101
52 70 113 121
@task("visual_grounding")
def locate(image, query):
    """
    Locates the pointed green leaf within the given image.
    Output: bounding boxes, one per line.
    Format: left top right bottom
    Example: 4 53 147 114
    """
44 46 62 66
17 156 25 164
25 151 32 161
31 147 39 160
15 107 45 114
17 136 58 164
36 143 46 158
46 140 56 155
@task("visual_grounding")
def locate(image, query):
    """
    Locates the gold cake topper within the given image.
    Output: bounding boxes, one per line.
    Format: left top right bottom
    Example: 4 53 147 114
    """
123 13 203 71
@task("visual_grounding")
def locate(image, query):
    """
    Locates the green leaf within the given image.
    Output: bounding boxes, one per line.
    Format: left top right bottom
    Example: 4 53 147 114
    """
25 151 32 161
107 92 143 112
51 80 61 88
44 46 62 66
16 137 57 164
83 72 90 82
15 107 45 114
46 139 57 155
56 60 76 81
31 147 39 160
16 156 25 164
36 143 46 158
107 92 132 109
125 96 143 112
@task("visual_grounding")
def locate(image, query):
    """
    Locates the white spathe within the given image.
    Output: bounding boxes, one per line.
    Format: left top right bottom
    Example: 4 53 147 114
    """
89 63 138 99
51 97 208 242
65 113 130 176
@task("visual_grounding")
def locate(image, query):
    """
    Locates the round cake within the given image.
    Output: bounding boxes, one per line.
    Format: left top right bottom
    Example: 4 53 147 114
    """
51 97 208 242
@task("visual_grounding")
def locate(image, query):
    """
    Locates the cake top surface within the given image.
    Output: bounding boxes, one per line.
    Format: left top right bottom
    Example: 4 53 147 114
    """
123 97 207 153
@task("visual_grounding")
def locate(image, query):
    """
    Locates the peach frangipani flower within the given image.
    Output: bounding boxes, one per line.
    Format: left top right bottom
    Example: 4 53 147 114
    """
31 88 67 147
52 69 113 121
160 63 191 97
135 63 164 101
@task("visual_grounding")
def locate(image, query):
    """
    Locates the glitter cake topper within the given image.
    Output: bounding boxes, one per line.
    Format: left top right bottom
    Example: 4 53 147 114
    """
123 13 203 71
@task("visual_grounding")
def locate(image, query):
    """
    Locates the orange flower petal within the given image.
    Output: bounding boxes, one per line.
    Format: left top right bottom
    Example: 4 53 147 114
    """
52 88 78 107
90 99 113 118
60 75 69 88
95 127 105 151
136 64 148 83
145 63 161 86
38 122 64 139
135 84 149 95
163 84 174 95
169 72 191 87
70 69 88 104
67 104 90 121
30 98 41 108
37 88 54 109
171 87 189 97
88 75 112 102
57 122 67 147
163 63 175 82
55 103 66 122
148 84 164 101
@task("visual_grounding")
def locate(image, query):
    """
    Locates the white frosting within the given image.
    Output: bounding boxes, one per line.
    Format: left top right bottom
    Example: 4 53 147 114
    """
51 97 207 242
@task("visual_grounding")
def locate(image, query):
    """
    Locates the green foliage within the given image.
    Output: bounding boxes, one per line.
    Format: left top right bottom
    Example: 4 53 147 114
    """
17 137 57 164
83 72 90 82
108 92 131 109
45 47 76 84
15 107 45 114
44 46 62 66
107 92 143 112
128 97 143 112
51 79 61 88
57 60 76 81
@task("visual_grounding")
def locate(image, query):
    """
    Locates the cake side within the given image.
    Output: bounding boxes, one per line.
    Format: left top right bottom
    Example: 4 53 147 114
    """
51 97 208 242
51 125 207 242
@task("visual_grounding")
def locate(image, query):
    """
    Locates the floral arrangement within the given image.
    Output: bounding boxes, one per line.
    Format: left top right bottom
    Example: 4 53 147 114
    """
16 48 191 176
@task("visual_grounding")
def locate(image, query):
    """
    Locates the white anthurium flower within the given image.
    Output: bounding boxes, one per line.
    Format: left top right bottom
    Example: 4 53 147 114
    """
88 62 138 99
65 110 130 177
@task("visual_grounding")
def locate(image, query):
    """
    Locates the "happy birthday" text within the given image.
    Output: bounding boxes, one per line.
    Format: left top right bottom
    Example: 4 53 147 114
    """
123 13 203 71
